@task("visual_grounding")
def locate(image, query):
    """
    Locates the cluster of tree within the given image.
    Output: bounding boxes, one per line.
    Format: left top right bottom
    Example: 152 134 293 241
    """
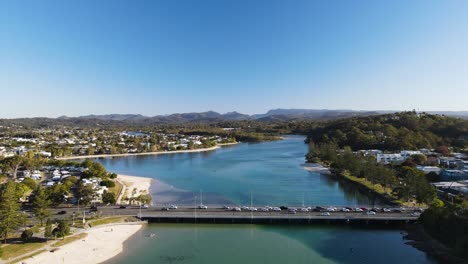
306 112 468 151
420 201 468 258
308 144 437 205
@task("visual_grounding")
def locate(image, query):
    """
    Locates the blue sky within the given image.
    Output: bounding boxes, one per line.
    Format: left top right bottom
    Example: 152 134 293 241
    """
1 0 467 118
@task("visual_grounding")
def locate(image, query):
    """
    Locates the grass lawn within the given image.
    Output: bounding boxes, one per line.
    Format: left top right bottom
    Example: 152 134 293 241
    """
1 240 46 260
109 179 123 198
90 216 128 226
52 232 87 247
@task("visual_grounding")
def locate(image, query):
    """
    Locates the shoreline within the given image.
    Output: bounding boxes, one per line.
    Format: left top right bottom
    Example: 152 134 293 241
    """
404 224 466 264
19 223 144 264
116 174 153 205
56 145 228 160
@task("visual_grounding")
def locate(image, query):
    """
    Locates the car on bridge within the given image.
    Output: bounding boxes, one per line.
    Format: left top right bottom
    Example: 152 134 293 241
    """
321 212 331 216
231 207 241 211
198 205 208 209
169 205 178 210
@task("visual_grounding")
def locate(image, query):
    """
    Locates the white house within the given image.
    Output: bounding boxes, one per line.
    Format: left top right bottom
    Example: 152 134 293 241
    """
376 153 404 164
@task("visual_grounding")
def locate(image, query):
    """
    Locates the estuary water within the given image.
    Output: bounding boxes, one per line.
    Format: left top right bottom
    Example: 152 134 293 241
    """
97 135 376 207
97 136 435 264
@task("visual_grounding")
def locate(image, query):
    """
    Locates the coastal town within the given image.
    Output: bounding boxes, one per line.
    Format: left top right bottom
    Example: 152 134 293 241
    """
0 111 466 263
3 0 468 263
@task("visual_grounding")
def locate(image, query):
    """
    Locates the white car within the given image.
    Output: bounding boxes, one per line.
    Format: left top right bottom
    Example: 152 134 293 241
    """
326 207 336 212
299 208 309 212
248 207 258 211
169 205 178 209
366 211 376 215
341 208 350 212
198 205 208 209
321 212 331 216
241 206 249 210
141 204 149 209
272 207 282 211
383 208 391 213
410 212 421 217
222 205 231 210
232 207 241 211
260 207 270 212
354 208 363 212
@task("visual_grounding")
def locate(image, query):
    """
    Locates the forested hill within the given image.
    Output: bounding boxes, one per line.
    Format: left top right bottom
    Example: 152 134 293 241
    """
305 112 468 151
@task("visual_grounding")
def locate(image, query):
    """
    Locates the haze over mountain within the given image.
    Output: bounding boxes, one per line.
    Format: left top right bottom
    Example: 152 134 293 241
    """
2 109 467 128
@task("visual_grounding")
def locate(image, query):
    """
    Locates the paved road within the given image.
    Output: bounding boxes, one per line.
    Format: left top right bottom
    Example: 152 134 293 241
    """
47 205 420 221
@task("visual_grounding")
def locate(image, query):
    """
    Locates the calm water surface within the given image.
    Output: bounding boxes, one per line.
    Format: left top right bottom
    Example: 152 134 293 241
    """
107 224 434 264
98 136 376 206
97 136 435 264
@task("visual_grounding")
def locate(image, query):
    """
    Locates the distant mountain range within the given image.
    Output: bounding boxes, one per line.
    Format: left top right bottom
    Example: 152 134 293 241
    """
2 109 467 127
71 109 388 123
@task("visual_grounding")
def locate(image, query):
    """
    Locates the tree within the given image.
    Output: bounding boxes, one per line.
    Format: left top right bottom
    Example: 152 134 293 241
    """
82 162 107 179
432 198 444 208
22 178 37 190
0 182 26 243
136 194 152 205
32 186 50 225
21 229 33 242
100 180 115 188
45 184 68 206
52 220 70 239
102 191 116 204
76 182 95 206
411 154 427 165
435 145 450 156
44 218 52 240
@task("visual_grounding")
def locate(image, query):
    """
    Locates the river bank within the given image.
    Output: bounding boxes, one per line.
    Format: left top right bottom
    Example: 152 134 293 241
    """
16 223 144 264
55 145 222 160
404 225 466 264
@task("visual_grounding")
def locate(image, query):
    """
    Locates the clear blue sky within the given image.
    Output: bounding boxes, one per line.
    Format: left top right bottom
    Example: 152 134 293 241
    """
1 0 467 118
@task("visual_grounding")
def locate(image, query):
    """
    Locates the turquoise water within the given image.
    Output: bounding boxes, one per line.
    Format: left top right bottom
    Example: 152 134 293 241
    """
107 224 435 264
97 136 377 206
97 136 435 264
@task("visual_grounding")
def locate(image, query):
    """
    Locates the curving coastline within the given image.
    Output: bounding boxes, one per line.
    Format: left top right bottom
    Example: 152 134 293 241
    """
55 146 222 160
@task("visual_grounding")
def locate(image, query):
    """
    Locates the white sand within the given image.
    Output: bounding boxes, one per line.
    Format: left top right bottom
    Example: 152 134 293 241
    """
56 146 220 160
22 224 143 264
117 175 152 205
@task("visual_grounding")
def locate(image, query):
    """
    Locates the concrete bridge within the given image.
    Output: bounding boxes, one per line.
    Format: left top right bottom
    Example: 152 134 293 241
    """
48 205 421 226
136 207 420 226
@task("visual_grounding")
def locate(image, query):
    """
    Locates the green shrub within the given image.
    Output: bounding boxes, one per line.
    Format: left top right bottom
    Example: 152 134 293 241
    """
100 180 115 188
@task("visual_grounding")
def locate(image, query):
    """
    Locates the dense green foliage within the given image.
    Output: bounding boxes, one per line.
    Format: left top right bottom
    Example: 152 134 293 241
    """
0 182 26 242
310 144 436 204
306 112 468 151
21 229 33 242
44 218 52 240
102 191 116 204
420 204 468 258
32 186 51 225
100 180 115 188
52 220 70 239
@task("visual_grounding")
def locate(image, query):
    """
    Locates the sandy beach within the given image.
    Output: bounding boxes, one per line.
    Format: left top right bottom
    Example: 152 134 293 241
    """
116 174 152 205
56 145 221 160
20 224 143 264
